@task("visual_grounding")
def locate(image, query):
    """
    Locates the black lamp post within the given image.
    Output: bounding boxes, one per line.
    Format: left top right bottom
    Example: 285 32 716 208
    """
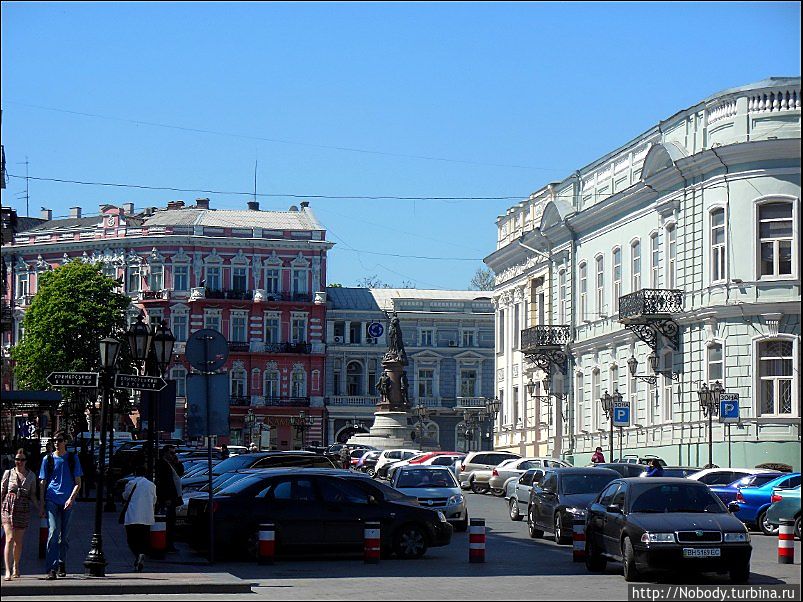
599 389 621 463
697 380 723 467
414 405 430 450
244 408 256 446
290 409 314 449
149 320 175 480
84 336 120 577
484 396 501 450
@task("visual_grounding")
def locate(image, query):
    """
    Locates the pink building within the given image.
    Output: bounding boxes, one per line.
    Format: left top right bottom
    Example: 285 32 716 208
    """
2 198 332 449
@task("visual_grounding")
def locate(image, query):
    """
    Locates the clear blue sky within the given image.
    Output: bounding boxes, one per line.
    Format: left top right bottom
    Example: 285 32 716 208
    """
2 2 800 290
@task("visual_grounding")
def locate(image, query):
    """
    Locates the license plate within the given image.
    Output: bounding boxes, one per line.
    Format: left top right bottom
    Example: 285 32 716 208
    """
683 548 721 558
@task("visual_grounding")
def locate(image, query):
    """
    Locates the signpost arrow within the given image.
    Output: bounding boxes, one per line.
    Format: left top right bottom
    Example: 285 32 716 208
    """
47 371 99 388
114 373 167 392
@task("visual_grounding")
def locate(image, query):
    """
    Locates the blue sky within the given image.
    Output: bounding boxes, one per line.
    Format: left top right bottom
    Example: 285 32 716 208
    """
2 2 800 290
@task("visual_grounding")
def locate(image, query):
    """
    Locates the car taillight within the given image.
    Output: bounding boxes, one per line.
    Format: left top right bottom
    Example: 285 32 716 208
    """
771 494 783 504
735 491 745 503
492 469 499 477
460 463 466 471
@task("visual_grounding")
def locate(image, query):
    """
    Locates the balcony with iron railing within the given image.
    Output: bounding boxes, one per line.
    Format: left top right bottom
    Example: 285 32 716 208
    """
618 289 683 324
520 325 571 353
140 289 170 301
205 288 253 301
231 396 311 408
454 397 488 409
227 341 250 353
328 396 379 407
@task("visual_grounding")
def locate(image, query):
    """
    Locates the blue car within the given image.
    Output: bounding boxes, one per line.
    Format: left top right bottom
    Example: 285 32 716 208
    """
730 473 801 535
710 472 784 506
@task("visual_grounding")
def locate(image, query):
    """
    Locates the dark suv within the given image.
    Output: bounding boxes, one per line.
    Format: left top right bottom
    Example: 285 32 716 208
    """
187 468 453 559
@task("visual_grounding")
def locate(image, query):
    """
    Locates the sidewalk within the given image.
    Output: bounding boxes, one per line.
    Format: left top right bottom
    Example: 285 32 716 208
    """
1 498 253 596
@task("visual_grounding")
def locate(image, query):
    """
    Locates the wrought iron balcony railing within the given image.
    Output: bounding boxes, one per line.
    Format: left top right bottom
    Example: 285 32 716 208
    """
618 289 683 323
263 396 311 408
141 289 170 301
227 341 250 352
230 396 251 407
261 342 312 354
205 288 253 301
520 325 571 352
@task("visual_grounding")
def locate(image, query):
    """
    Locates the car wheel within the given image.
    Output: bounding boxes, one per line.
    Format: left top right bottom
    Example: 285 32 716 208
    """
758 510 779 536
729 560 750 584
622 537 641 583
471 480 487 494
366 468 375 477
491 488 505 498
509 498 522 521
555 512 571 545
585 537 607 572
455 515 469 533
795 516 801 541
528 507 544 539
393 524 428 559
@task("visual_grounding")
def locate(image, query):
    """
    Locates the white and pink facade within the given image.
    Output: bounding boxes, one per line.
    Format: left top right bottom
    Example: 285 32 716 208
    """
1 198 333 449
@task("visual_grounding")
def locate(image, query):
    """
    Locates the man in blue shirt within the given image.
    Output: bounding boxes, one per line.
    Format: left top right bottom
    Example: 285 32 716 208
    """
39 431 83 580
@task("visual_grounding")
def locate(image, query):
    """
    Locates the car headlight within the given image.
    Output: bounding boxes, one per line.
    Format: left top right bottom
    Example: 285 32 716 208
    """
448 494 464 505
565 507 587 517
641 532 675 544
437 511 448 523
724 532 750 543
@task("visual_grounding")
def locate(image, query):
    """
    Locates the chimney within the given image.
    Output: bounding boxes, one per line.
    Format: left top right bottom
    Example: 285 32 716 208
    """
195 198 210 210
122 202 134 215
40 208 52 220
300 201 309 209
247 201 260 211
70 207 82 219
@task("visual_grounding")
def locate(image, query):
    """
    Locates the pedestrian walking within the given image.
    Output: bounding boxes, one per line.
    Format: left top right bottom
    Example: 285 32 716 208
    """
339 446 351 470
121 465 157 572
2 449 43 580
38 431 83 580
155 445 184 552
220 444 230 459
644 459 665 477
590 447 605 464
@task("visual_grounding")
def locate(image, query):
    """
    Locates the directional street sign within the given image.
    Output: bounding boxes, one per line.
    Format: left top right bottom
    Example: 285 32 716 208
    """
47 371 99 388
613 401 631 427
114 373 167 392
720 393 740 424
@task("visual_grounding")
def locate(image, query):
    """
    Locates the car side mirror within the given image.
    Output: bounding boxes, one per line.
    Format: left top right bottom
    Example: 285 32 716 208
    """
727 502 740 513
606 504 622 514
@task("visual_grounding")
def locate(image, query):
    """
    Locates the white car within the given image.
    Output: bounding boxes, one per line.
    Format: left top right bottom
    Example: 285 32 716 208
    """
374 449 420 479
391 465 468 531
687 467 782 486
386 453 466 481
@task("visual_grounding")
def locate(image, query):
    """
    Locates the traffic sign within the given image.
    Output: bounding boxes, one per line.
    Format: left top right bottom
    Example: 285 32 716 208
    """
114 373 167 392
185 329 229 373
47 371 99 388
613 401 631 427
367 322 384 338
720 393 740 424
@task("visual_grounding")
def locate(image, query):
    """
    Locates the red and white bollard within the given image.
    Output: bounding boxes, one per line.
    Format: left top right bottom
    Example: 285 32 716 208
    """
364 521 381 564
572 517 586 562
38 515 49 559
258 523 275 565
778 518 795 564
469 518 486 563
149 514 167 559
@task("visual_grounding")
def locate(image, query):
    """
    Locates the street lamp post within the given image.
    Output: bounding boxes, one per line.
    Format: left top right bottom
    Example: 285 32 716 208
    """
697 380 723 467
290 409 314 450
244 408 256 446
598 390 621 463
414 405 429 450
256 421 265 451
484 396 501 451
84 337 120 577
150 320 175 482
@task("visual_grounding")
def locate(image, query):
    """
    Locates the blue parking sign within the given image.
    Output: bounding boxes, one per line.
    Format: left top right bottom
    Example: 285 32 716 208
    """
720 393 740 424
613 403 630 427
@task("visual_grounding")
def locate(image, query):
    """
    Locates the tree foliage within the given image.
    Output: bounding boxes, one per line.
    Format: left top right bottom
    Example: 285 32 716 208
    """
11 261 132 391
355 275 414 289
469 267 495 291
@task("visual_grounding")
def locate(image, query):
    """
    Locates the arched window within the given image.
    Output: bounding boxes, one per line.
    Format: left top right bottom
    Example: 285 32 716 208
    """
666 223 677 289
558 269 567 324
346 361 364 396
710 208 726 283
612 248 622 313
230 368 247 399
631 239 641 292
757 339 794 416
291 367 307 398
579 262 588 322
575 372 585 432
650 232 660 288
595 256 605 317
592 368 601 429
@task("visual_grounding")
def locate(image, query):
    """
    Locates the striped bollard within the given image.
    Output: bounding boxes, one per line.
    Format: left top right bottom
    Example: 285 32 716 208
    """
258 523 275 565
572 517 586 562
38 516 49 559
149 514 167 559
778 518 795 564
469 518 486 563
364 521 381 564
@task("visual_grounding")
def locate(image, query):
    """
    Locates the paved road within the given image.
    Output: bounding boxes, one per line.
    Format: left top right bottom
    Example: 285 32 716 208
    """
4 489 800 600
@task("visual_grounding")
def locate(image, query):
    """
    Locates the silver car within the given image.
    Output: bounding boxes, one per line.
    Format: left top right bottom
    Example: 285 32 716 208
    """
457 451 522 492
478 457 571 496
391 466 468 532
505 468 547 521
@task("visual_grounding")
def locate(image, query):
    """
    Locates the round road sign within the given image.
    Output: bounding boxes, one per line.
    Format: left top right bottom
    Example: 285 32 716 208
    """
185 329 229 372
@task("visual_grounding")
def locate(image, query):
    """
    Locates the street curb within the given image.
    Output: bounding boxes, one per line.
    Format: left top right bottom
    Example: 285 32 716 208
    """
0 573 254 596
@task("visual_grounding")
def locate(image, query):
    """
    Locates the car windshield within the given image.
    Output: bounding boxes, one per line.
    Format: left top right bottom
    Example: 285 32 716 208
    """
560 473 618 494
739 473 783 488
397 470 458 489
201 472 249 493
631 484 727 514
211 454 260 475
217 474 267 496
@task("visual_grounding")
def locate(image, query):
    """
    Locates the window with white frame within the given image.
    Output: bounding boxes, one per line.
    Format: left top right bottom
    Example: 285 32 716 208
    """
711 208 726 283
230 312 248 342
592 368 601 429
662 350 674 422
460 369 478 398
16 271 29 298
513 303 520 349
173 264 189 291
631 240 641 292
418 369 434 397
758 340 794 416
512 387 519 427
612 248 622 313
230 368 247 398
498 310 505 348
264 268 280 294
263 370 280 399
291 316 307 343
420 329 434 347
595 255 605 316
171 313 188 342
666 224 677 289
579 263 588 322
461 330 475 348
558 269 567 324
264 316 280 344
291 368 307 397
628 371 638 424
204 311 221 333
650 232 660 288
205 265 221 291
292 268 307 295
126 264 141 292
707 342 724 383
171 366 187 397
576 372 585 432
758 202 794 278
610 364 620 397
149 264 164 291
232 266 248 292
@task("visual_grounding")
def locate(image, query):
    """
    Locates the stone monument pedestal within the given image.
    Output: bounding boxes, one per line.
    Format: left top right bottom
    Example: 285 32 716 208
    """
346 412 416 449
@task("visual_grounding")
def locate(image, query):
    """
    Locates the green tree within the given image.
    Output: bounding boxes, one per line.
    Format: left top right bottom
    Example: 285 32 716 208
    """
469 267 495 291
12 261 133 391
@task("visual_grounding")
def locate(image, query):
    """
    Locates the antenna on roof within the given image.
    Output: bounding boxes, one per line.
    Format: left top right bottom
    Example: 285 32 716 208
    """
253 156 258 204
15 156 30 216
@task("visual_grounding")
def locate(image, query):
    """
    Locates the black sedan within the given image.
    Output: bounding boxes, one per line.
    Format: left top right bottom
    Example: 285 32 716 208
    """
585 478 752 583
186 468 453 559
528 468 620 544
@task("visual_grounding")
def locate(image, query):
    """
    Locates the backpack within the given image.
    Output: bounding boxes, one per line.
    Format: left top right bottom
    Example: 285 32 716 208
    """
44 452 76 483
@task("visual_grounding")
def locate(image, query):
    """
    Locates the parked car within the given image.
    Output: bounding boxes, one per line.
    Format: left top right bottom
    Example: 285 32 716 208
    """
181 451 336 492
585 478 752 583
175 470 258 535
729 473 801 535
324 443 378 466
592 463 649 478
457 451 522 492
387 452 465 482
390 466 468 531
374 449 421 479
355 450 382 476
186 468 452 559
765 485 801 540
506 468 546 521
709 472 785 506
660 467 704 478
527 467 620 544
687 467 781 486
613 455 666 466
485 457 570 496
